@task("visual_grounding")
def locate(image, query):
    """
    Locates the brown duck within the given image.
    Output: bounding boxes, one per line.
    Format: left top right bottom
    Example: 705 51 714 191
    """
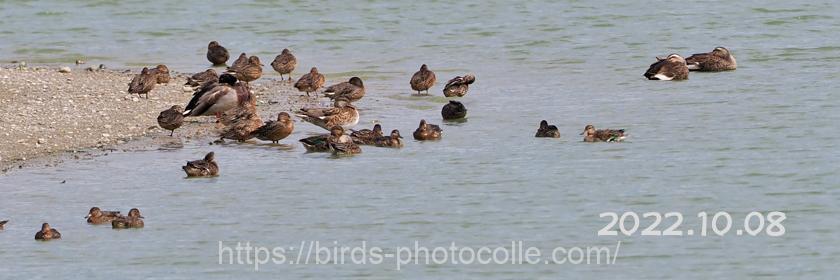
153 64 170 84
112 208 144 229
185 69 219 87
0 220 7 230
413 119 442 140
207 41 230 66
686 47 737 72
251 112 295 144
182 152 219 177
328 126 362 155
443 74 476 97
157 105 184 136
644 54 689 81
299 133 332 152
374 129 404 148
219 106 262 142
581 125 626 142
441 100 467 120
535 120 560 138
410 64 436 95
294 67 326 97
271 48 297 81
229 56 263 85
350 124 383 145
324 77 365 102
229 53 248 71
35 223 61 240
127 67 157 99
86 207 121 225
296 98 360 130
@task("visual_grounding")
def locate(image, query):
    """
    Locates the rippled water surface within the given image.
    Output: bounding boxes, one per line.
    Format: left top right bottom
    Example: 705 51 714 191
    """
1 0 839 278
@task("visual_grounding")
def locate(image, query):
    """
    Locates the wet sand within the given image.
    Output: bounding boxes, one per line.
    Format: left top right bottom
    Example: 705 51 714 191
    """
0 65 312 173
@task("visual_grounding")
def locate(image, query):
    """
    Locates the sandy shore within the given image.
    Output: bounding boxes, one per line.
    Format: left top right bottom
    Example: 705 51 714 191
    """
0 65 312 173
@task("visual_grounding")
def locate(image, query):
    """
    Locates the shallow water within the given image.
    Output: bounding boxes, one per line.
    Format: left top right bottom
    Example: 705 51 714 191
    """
1 0 839 278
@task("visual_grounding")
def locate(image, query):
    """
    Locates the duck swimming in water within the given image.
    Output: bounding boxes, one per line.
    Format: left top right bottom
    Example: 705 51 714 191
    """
535 120 561 138
644 54 689 81
441 100 467 120
350 124 383 145
34 223 61 240
581 125 626 142
374 129 404 148
85 207 121 225
0 220 7 230
410 64 436 95
442 74 475 97
182 152 219 177
328 126 362 155
686 46 737 72
112 208 144 229
206 41 230 66
413 119 442 140
271 48 297 81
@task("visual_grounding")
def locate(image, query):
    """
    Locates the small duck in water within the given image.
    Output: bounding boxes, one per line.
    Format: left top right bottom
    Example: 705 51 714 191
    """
644 54 689 81
35 223 61 240
441 100 467 120
410 64 436 95
0 220 7 230
413 119 442 140
535 120 561 138
328 126 362 155
686 46 737 72
350 124 383 145
182 152 219 177
85 207 121 225
112 208 144 229
581 125 626 142
374 129 404 148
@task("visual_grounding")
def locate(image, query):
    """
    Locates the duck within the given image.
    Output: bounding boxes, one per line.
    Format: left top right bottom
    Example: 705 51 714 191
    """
185 69 219 87
350 124 383 145
0 220 7 230
251 112 295 144
294 67 326 97
413 119 442 140
644 54 689 81
183 74 254 119
271 48 297 81
219 106 262 142
85 207 121 225
295 98 359 130
324 77 365 102
535 120 561 138
182 152 219 177
686 47 737 72
328 126 362 155
441 100 467 120
153 64 170 84
34 223 61 240
112 208 144 229
206 41 230 66
442 74 476 97
581 125 626 142
127 67 157 99
157 105 184 136
228 56 263 85
374 129 404 148
299 133 332 152
228 53 248 72
410 64 436 95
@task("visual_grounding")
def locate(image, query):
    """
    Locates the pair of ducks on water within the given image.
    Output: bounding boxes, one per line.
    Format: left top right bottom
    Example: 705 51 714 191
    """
25 208 144 241
643 47 737 80
535 121 626 142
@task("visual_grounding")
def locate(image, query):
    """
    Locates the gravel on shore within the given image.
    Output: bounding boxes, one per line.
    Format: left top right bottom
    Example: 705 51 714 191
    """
0 65 312 173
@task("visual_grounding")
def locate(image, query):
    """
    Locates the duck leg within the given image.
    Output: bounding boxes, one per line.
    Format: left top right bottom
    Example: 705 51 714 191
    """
169 130 175 137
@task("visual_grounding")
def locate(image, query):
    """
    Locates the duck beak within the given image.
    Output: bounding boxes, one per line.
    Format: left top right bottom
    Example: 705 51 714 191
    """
84 215 90 219
579 131 585 135
139 216 145 219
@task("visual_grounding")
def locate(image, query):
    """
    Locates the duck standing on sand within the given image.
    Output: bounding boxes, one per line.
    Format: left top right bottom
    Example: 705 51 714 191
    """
443 74 476 97
252 112 295 144
34 223 61 240
324 77 365 102
182 74 254 120
228 56 263 86
296 98 360 130
686 47 737 71
0 220 7 230
413 119 442 140
374 129 404 148
535 120 561 138
441 100 467 120
207 41 230 66
410 64 436 95
112 208 144 229
294 67 326 97
157 105 184 136
182 152 219 177
271 48 297 81
328 126 362 155
219 106 262 142
128 67 157 99
644 54 689 81
185 69 219 87
153 64 170 84
85 207 121 225
581 125 626 142
350 124 383 145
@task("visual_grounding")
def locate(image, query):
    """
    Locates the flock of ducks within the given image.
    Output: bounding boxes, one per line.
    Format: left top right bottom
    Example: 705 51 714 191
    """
7 43 737 241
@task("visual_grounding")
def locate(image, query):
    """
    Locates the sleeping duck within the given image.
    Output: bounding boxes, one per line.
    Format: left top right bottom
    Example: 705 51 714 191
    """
581 125 626 142
153 64 170 84
294 67 326 97
228 56 263 85
644 54 689 81
112 208 144 229
228 53 248 72
441 100 467 120
535 120 561 138
350 124 383 145
324 77 365 102
157 105 184 136
686 47 737 71
443 74 476 97
206 41 230 66
219 106 262 142
410 64 436 95
35 223 61 240
182 152 219 177
185 69 219 87
295 98 359 130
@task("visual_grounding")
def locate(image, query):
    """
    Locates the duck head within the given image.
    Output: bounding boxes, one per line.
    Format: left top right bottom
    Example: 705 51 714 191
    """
86 207 102 219
390 129 403 139
310 67 319 74
219 74 238 86
155 64 169 73
713 47 731 57
333 98 352 108
372 124 383 134
277 112 292 122
666 54 686 64
281 48 291 55
580 124 596 136
140 67 150 74
540 120 549 129
41 223 51 232
128 208 144 219
417 119 429 131
330 126 345 137
420 64 429 71
204 152 215 162
248 56 263 66
208 41 220 48
349 77 363 87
